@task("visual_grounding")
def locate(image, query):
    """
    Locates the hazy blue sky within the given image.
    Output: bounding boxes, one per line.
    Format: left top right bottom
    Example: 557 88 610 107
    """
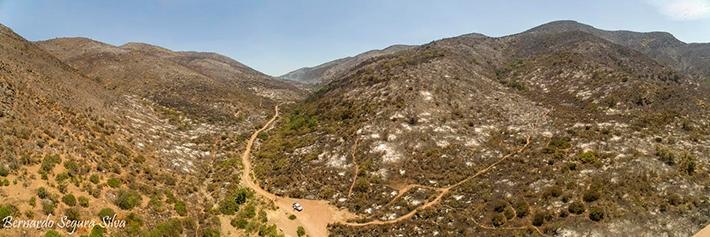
1 0 709 75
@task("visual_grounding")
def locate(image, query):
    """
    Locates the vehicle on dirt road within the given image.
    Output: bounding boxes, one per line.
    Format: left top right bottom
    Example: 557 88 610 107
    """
292 202 303 212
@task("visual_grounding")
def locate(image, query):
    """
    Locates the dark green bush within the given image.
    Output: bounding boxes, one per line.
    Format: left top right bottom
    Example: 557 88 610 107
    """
89 225 105 237
578 151 598 164
513 200 529 218
493 200 508 213
78 196 90 207
63 160 81 177
145 218 183 237
64 207 81 221
90 174 100 184
0 165 9 177
297 226 306 237
0 204 18 224
655 146 675 166
583 190 601 202
62 194 77 207
231 217 248 229
491 213 506 227
44 230 62 237
203 228 220 237
115 189 142 210
588 207 604 221
98 208 116 220
107 178 121 188
42 200 56 215
174 201 187 216
37 187 49 199
532 212 545 226
568 201 585 214
668 193 684 206
679 153 697 175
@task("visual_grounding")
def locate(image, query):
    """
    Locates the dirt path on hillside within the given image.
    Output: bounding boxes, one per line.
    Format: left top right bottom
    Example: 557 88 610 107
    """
695 224 710 237
241 106 538 235
342 136 531 227
239 105 355 237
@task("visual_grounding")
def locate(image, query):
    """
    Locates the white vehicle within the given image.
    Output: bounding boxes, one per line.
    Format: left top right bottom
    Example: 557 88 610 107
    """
292 202 303 212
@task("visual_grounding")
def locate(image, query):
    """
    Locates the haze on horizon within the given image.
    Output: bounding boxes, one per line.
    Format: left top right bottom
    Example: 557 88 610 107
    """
1 0 709 76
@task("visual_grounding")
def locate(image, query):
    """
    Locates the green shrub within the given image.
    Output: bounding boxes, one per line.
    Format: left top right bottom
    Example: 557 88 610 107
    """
288 214 296 220
115 189 142 210
203 228 220 237
37 187 49 199
174 201 187 216
42 200 56 215
492 200 508 213
679 153 697 175
98 208 116 220
148 196 164 212
40 154 62 173
583 190 601 202
513 200 529 218
90 174 100 184
543 186 562 198
124 212 144 235
258 224 279 237
588 206 604 221
655 145 675 166
491 213 506 227
532 212 545 226
239 204 257 219
231 218 248 229
63 160 81 177
62 194 77 206
55 173 70 183
64 207 81 221
568 201 585 214
44 230 63 237
89 225 105 237
258 210 267 223
578 151 598 164
297 226 306 237
78 196 90 207
145 218 183 237
0 165 9 177
234 188 249 205
218 198 239 215
107 178 121 188
668 193 684 206
219 188 252 215
503 206 515 219
0 204 18 223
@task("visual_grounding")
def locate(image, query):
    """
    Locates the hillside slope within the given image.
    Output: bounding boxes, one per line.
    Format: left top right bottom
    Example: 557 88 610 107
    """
280 45 414 85
254 22 710 236
525 20 710 79
1 24 303 236
38 38 304 123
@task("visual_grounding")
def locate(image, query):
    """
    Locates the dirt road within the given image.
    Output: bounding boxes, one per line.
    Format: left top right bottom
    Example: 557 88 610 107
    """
239 105 355 237
239 106 536 235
